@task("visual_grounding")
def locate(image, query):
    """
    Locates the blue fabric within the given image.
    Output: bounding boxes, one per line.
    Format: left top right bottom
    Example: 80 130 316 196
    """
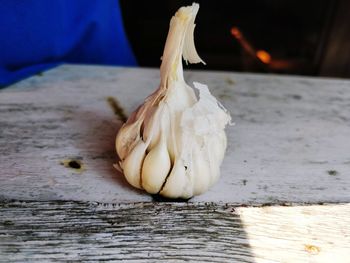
0 0 137 87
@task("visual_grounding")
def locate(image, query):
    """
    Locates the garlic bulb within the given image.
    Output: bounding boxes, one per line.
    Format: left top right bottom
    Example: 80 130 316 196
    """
115 3 231 199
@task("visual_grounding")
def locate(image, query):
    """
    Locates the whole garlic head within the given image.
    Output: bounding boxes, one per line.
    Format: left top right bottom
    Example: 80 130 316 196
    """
115 3 231 199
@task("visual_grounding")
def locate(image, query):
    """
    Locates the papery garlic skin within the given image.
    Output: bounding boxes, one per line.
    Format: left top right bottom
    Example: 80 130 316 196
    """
115 3 231 198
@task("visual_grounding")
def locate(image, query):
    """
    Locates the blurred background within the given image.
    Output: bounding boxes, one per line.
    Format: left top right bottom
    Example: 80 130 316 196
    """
1 0 350 87
121 0 350 78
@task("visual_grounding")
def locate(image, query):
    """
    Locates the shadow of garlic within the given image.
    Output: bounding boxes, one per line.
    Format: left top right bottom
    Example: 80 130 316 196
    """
115 3 231 199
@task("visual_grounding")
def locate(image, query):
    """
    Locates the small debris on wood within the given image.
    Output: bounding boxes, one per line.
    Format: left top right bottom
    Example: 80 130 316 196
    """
327 170 338 176
304 244 320 255
106 96 127 122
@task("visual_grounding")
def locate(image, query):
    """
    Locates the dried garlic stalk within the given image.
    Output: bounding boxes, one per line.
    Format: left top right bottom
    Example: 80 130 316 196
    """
115 3 231 199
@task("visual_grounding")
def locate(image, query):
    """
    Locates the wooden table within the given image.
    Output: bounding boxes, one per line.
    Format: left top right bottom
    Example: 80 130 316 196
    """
1 65 349 262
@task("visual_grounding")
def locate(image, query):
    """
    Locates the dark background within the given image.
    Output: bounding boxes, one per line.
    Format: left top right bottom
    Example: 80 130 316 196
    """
120 0 350 78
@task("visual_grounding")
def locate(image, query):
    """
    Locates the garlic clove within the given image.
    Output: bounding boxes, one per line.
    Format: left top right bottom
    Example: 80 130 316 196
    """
142 100 170 151
116 120 142 161
159 159 193 199
191 143 211 196
121 140 147 189
141 134 171 194
159 160 193 199
142 107 161 150
207 132 226 186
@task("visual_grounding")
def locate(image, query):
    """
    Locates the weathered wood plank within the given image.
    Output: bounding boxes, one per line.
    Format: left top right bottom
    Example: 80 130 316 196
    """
237 204 350 262
0 201 349 262
0 201 254 262
0 65 350 203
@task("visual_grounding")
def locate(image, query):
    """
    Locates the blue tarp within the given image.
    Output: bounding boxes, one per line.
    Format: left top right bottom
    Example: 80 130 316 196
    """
0 0 137 87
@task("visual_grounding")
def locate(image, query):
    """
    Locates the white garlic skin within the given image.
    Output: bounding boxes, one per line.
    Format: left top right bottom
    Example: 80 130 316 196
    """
116 81 230 199
115 3 231 199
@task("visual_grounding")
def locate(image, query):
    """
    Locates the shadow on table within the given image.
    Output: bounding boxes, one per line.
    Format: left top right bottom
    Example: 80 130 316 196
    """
71 109 144 196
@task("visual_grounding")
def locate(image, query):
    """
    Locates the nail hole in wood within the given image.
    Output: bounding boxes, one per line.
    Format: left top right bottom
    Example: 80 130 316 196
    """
60 159 84 172
68 160 81 169
327 170 338 176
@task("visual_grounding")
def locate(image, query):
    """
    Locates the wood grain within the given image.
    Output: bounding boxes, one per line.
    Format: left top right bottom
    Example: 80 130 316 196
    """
0 65 350 204
1 201 349 262
237 204 350 263
0 200 253 262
